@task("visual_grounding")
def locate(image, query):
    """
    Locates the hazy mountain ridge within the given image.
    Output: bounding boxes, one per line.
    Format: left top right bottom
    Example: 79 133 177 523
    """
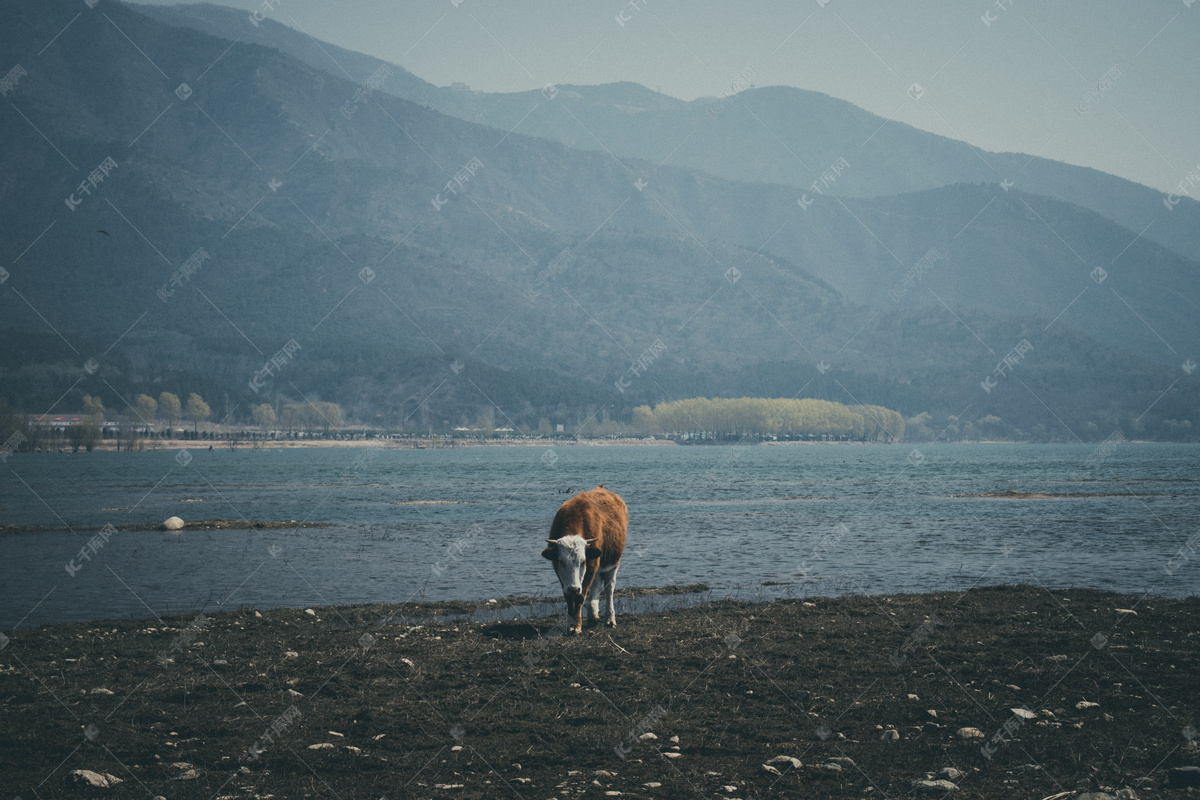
0 0 1194 439
136 2 1200 266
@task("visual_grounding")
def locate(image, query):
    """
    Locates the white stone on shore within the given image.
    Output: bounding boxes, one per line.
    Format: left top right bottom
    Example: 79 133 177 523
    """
161 516 184 531
957 727 986 739
71 770 122 788
307 742 335 750
765 755 802 769
1011 708 1037 719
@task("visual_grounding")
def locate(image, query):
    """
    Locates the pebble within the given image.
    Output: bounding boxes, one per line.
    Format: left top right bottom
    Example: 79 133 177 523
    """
669 735 680 744
1076 701 1101 710
286 689 302 697
307 743 335 750
1115 608 1137 616
1011 708 1037 720
644 782 662 788
284 651 299 658
820 762 843 773
913 779 958 793
173 769 200 780
1169 766 1200 788
160 516 185 531
254 611 263 618
638 732 657 741
594 770 615 778
1046 654 1068 662
450 745 462 752
90 687 115 695
723 786 738 792
765 755 802 769
344 746 361 755
956 727 986 739
761 765 781 776
827 757 855 767
907 694 920 701
661 752 682 759
304 609 316 616
70 770 122 788
881 729 900 741
927 709 937 718
938 767 963 781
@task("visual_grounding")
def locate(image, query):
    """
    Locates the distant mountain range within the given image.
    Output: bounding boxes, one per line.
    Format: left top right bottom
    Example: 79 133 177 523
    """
0 0 1195 441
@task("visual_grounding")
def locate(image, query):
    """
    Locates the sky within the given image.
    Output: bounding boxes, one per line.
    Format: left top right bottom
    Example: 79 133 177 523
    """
135 0 1200 194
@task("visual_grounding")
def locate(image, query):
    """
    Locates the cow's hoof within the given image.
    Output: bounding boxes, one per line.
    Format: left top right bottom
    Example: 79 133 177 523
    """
569 627 582 635
605 618 617 628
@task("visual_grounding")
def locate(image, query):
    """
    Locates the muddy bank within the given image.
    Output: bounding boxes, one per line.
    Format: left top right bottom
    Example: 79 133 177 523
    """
1 585 1197 799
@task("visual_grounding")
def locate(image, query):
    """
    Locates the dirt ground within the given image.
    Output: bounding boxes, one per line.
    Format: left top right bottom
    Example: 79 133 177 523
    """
2 584 1198 800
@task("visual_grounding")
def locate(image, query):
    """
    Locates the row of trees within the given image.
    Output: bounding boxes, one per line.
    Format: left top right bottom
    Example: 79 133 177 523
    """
632 398 905 441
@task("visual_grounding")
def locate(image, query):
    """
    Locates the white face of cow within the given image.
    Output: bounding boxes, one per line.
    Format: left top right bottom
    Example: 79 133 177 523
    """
547 535 590 598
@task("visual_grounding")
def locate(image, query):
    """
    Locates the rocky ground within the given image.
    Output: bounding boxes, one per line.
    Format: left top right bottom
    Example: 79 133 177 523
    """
1 585 1198 799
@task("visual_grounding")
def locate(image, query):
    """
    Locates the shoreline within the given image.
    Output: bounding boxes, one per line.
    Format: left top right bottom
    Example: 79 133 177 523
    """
3 584 1196 799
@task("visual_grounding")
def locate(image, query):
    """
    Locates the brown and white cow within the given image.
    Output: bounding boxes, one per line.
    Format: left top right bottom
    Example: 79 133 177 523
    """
541 485 627 634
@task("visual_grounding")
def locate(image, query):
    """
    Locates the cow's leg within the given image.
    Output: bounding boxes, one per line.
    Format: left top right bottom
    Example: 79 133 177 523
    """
586 577 601 626
601 565 619 628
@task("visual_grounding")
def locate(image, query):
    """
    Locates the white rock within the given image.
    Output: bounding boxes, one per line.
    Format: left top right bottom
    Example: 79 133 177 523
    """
1115 608 1137 616
284 650 299 658
305 608 317 616
1076 701 1101 710
344 746 362 755
661 752 682 759
907 693 920 701
638 732 657 741
90 687 115 695
71 770 122 788
765 755 802 769
308 742 335 750
939 767 963 780
1011 707 1037 719
913 778 958 793
161 516 185 531
644 782 662 788
761 764 781 775
957 727 986 739
881 729 900 741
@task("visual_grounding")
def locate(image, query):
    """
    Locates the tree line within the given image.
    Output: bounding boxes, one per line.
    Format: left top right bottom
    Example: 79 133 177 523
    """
632 398 905 441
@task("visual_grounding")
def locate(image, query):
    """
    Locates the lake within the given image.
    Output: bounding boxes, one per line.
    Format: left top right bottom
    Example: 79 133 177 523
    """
1 442 1197 629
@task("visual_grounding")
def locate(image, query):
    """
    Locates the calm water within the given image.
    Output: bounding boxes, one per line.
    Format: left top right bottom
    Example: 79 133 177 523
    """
1 443 1197 629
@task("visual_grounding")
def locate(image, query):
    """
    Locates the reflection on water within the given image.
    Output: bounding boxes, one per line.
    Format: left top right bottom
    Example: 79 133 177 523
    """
1 443 1197 628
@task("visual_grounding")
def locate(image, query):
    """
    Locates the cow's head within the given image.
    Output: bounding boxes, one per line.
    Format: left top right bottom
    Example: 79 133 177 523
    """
542 535 601 613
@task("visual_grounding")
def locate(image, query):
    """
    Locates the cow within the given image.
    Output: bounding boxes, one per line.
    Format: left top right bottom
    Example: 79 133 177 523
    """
541 485 627 634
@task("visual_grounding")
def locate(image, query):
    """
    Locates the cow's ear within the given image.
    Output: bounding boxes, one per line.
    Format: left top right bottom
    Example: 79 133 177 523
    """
585 546 602 561
541 546 557 561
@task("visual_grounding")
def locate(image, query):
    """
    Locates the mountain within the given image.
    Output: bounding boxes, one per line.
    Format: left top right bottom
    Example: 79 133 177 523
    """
136 2 1200 267
0 0 1195 442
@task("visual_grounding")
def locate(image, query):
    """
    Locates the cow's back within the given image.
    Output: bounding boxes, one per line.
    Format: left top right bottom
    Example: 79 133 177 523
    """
549 486 627 567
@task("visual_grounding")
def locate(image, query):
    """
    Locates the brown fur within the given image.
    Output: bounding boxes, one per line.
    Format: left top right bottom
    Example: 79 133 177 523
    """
541 485 628 632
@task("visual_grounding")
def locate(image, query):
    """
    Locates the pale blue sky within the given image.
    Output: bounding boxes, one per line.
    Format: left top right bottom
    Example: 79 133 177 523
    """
135 0 1198 194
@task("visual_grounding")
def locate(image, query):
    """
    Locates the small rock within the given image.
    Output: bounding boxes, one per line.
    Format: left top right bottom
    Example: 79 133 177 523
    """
90 687 115 695
594 770 615 778
434 784 464 790
307 742 335 750
957 727 986 739
913 779 958 793
254 610 263 618
284 651 299 658
802 602 816 607
907 694 920 701
669 735 680 744
644 782 661 788
927 709 938 718
765 755 802 769
160 516 185 531
1168 766 1200 788
1076 701 1101 710
450 745 462 752
938 767 963 780
1115 608 1137 616
827 757 855 767
661 752 681 759
820 762 843 773
761 765 781 776
604 792 621 797
344 746 361 755
1011 708 1037 720
170 762 193 770
174 769 199 780
723 786 738 792
304 608 316 616
285 689 302 697
212 658 228 666
1045 654 1068 662
881 729 900 741
638 732 657 741
70 770 122 788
